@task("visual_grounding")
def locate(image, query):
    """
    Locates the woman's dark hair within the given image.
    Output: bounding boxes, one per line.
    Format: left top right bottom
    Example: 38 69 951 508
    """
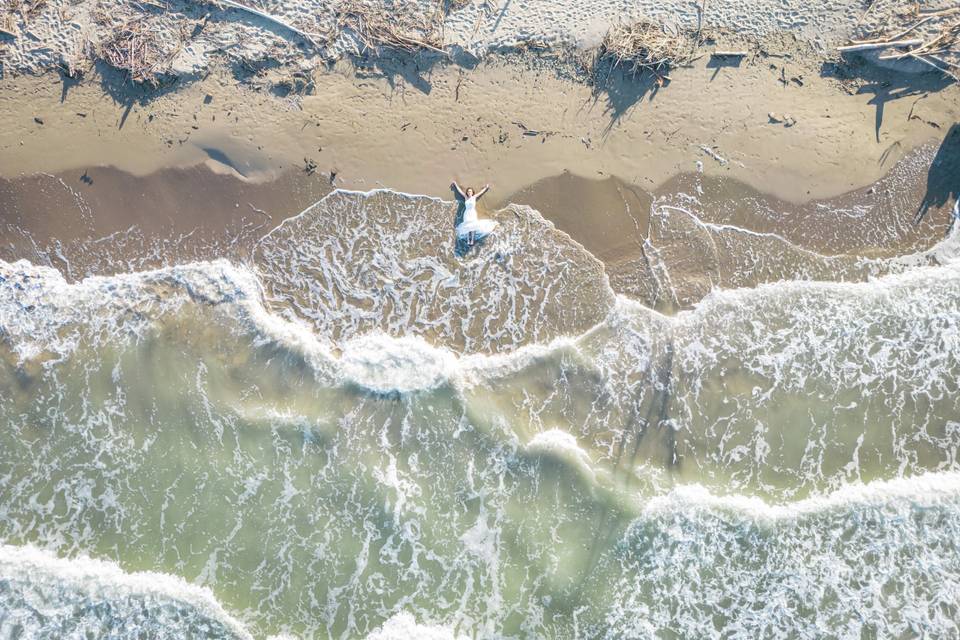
466 187 475 196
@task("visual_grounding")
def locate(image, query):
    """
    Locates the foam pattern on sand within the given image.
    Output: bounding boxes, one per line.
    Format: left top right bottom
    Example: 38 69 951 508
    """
255 189 615 355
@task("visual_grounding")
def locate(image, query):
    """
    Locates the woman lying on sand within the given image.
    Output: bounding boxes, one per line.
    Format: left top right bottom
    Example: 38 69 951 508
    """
452 181 498 246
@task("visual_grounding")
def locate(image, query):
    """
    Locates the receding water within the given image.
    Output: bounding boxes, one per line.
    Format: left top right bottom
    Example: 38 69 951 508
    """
2 190 960 639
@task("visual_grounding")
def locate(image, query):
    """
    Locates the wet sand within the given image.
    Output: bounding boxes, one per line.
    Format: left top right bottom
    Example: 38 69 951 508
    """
2 137 955 312
0 165 329 277
506 148 956 309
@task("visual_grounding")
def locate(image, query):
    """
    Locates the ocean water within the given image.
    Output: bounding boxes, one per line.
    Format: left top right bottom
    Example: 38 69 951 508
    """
2 189 960 639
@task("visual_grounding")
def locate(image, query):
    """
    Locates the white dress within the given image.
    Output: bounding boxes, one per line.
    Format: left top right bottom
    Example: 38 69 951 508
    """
456 195 498 240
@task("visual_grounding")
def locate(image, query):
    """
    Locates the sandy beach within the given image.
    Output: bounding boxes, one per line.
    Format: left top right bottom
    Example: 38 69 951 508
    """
2 42 957 301
4 50 958 199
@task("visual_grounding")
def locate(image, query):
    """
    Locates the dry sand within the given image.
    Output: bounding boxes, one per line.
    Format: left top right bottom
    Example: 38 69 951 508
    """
3 52 957 203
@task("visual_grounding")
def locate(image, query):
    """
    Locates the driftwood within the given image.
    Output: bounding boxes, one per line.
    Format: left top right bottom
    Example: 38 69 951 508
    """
595 19 707 82
841 2 959 82
335 0 448 56
878 47 959 59
919 7 960 18
204 0 320 49
837 38 923 52
908 52 959 81
712 50 748 57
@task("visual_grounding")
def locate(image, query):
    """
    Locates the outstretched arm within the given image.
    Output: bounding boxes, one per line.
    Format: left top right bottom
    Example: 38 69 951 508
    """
477 184 491 199
452 181 466 198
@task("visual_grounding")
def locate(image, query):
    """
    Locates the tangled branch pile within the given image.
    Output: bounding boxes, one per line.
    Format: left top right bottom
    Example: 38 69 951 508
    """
1 13 18 38
96 18 172 84
2 0 48 37
844 3 959 81
594 20 706 82
334 0 447 55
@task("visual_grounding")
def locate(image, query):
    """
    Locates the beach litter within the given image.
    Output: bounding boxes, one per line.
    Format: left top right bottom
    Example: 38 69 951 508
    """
698 144 728 165
840 3 959 82
768 112 797 126
593 18 708 84
335 0 448 56
95 17 173 85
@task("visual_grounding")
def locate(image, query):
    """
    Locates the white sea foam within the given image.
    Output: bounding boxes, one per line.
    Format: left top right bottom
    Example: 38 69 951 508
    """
253 188 616 355
4 217 960 395
657 204 838 259
0 255 596 396
604 470 960 638
0 544 254 640
526 429 597 483
364 612 466 640
642 470 960 522
258 188 447 244
4 187 960 640
339 333 459 394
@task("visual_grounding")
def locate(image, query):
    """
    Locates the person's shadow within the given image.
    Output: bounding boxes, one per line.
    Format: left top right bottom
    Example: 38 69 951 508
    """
915 124 960 226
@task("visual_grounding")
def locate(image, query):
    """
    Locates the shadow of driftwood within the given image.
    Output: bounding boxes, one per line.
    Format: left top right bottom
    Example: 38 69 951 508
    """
821 58 951 144
706 54 743 81
353 46 480 96
916 124 960 225
58 68 84 103
588 62 662 136
95 62 186 129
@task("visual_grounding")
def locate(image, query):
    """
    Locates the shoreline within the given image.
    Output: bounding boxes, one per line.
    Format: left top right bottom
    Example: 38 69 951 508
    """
2 33 959 311
2 139 954 310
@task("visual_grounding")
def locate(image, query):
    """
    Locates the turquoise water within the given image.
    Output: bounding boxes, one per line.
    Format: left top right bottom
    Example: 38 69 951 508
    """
2 190 960 638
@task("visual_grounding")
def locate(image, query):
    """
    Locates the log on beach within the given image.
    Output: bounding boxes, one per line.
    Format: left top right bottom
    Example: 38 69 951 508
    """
837 38 924 53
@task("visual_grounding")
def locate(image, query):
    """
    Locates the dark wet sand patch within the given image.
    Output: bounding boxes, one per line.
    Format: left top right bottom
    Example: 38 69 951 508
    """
0 164 331 278
504 145 956 309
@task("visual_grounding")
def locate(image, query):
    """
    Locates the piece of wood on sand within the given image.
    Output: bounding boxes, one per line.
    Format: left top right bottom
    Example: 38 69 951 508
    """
837 38 923 53
0 14 18 38
908 53 960 81
204 0 321 49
